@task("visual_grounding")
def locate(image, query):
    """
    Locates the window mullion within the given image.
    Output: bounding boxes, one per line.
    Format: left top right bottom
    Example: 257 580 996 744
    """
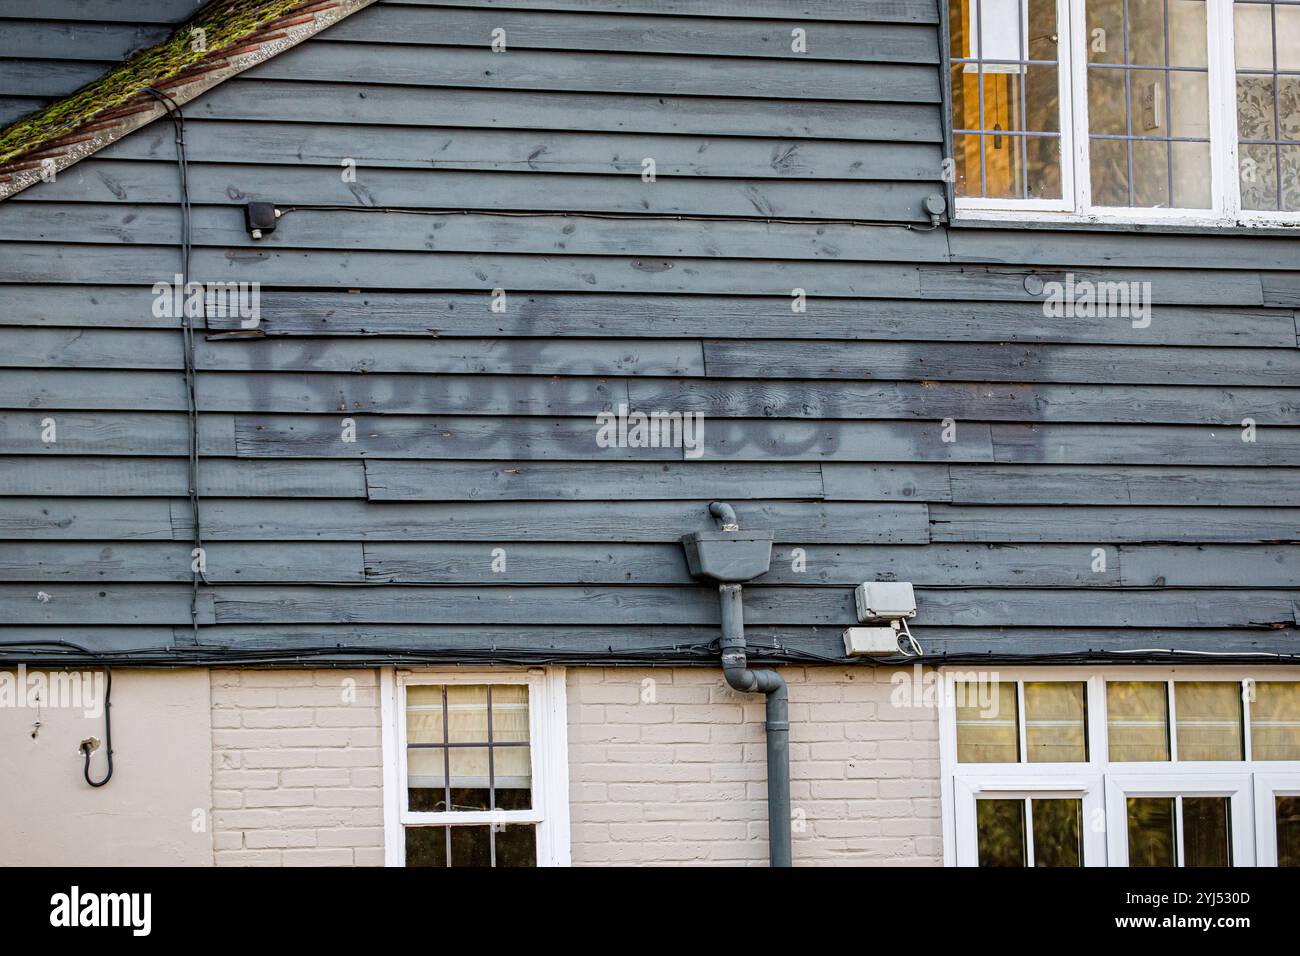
1024 797 1037 866
1243 679 1254 762
1123 0 1138 207
1214 0 1242 220
1068 0 1092 213
1016 680 1029 763
976 0 988 196
1087 674 1107 766
1271 0 1281 212
1017 0 1026 198
1163 0 1175 208
1167 679 1180 762
1174 795 1185 867
442 685 452 863
527 678 548 865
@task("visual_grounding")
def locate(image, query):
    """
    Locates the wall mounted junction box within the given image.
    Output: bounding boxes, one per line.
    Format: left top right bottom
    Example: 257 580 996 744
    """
843 625 905 657
854 581 917 623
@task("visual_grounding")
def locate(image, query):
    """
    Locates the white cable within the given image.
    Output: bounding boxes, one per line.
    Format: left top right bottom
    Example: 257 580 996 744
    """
898 619 924 657
1108 647 1296 658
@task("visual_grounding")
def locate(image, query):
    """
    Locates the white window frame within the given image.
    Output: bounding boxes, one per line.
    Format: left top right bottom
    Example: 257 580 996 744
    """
952 777 1108 866
380 666 571 867
1253 772 1300 865
951 0 1300 227
1105 772 1255 865
939 666 1300 866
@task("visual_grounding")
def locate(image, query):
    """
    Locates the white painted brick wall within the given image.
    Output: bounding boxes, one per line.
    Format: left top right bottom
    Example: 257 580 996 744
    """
208 665 942 867
209 669 385 866
566 666 942 866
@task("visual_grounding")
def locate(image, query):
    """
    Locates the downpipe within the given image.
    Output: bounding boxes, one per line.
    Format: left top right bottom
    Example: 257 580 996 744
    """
717 582 792 868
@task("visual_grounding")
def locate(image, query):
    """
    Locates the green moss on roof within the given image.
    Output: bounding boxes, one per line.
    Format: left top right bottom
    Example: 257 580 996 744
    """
0 0 311 166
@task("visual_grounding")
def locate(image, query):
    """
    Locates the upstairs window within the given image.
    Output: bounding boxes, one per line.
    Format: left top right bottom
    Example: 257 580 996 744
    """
948 0 1300 224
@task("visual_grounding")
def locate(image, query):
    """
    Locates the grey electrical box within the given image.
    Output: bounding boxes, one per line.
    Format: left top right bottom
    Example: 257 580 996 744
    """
843 626 904 657
854 581 917 623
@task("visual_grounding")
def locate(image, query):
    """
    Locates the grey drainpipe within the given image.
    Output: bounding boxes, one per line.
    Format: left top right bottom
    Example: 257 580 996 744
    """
681 501 791 867
718 582 791 867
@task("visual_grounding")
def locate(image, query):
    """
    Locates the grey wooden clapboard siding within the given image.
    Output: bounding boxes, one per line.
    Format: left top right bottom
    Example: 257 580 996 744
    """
14 368 1292 425
7 583 1295 629
5 287 1290 348
243 42 942 102
332 8 939 62
383 1 941 24
19 541 1289 589
2 244 1280 304
96 120 944 179
6 167 932 220
0 0 1297 663
184 80 944 142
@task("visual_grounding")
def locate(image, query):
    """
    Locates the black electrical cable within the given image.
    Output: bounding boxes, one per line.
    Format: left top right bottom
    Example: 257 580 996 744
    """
274 203 944 231
145 86 209 643
1 642 1295 669
0 640 116 786
80 666 113 788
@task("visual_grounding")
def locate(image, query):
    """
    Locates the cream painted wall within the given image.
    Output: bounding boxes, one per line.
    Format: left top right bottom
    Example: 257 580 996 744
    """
0 668 214 865
567 666 942 866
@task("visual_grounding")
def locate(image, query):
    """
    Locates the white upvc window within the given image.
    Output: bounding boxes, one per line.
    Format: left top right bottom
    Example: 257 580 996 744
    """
380 668 571 867
938 667 1300 866
948 0 1300 225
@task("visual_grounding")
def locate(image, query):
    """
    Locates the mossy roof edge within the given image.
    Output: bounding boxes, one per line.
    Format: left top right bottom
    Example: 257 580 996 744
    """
0 0 315 167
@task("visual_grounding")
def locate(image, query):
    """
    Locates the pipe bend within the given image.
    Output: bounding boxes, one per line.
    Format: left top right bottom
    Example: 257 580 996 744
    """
709 501 740 531
722 664 755 693
751 668 786 697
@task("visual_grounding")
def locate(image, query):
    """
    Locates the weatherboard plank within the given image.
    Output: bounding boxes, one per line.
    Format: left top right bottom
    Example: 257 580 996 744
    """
0 457 367 497
9 287 1286 347
189 80 943 143
0 584 214 625
201 584 1297 629
362 541 1123 586
97 121 942 180
248 42 941 103
948 465 1300 506
0 412 235 456
2 203 952 260
12 161 930 221
990 423 1300 466
1 369 627 415
362 460 825 500
181 499 932 543
702 340 1300 386
929 505 1300 543
628 379 1297 424
382 0 941 26
0 542 366 583
321 6 940 62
